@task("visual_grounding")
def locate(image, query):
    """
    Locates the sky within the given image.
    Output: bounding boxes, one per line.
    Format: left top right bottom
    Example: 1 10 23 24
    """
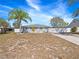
0 0 79 26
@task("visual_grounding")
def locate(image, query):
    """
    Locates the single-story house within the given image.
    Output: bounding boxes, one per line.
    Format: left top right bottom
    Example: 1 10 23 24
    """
14 24 68 33
20 24 49 33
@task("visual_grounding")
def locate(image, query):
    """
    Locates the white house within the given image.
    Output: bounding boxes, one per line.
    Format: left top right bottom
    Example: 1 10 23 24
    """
20 24 49 33
66 19 79 32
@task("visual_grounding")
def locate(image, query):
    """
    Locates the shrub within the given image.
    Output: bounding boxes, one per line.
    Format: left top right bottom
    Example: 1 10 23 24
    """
71 27 77 32
32 26 35 32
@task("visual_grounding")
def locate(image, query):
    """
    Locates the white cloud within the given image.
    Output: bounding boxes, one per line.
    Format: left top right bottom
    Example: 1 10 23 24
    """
29 9 52 20
0 10 8 17
0 5 13 10
22 0 73 26
0 10 6 13
22 9 52 26
50 1 73 23
26 0 40 11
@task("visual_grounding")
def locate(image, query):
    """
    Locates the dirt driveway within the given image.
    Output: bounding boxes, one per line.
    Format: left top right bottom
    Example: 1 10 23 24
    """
0 33 79 59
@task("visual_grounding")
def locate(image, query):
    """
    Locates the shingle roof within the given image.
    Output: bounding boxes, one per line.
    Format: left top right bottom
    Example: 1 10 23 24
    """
67 19 79 28
22 24 50 28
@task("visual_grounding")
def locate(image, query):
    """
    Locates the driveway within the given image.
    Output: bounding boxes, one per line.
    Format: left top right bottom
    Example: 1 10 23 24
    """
51 33 79 45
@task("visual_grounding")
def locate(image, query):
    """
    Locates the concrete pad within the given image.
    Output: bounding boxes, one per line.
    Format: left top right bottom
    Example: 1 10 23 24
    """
51 33 79 45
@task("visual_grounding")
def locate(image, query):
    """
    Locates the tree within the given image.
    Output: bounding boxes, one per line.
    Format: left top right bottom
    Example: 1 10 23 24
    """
0 18 8 28
0 18 9 33
8 8 32 32
50 17 67 27
50 17 69 32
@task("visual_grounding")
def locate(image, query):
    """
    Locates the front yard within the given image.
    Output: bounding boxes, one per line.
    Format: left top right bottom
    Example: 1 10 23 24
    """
0 33 79 59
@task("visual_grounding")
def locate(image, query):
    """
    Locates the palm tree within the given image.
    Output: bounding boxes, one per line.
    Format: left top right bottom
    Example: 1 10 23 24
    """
0 18 9 33
68 0 79 17
8 8 32 33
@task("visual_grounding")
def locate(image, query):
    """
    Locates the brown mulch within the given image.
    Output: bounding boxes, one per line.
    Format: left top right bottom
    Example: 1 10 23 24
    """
0 33 79 59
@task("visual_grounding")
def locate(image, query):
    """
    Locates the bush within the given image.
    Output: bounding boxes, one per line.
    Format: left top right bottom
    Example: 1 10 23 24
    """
71 27 77 32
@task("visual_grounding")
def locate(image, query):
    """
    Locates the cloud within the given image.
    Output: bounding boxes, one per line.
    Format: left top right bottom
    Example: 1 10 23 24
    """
50 0 73 23
0 10 7 13
0 5 13 18
21 9 52 26
26 0 40 11
0 5 13 10
29 9 52 20
0 10 8 18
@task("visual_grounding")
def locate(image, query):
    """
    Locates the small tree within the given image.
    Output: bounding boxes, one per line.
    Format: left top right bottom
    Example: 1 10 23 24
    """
32 25 35 32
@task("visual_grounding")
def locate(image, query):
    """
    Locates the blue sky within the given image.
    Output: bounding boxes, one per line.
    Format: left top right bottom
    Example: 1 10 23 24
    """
0 0 79 26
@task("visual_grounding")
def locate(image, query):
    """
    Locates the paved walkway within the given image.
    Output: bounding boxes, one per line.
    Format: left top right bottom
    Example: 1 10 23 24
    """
51 33 79 45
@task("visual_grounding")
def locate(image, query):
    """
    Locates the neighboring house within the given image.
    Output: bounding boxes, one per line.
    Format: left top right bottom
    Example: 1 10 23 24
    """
21 24 49 33
67 19 79 32
0 27 13 34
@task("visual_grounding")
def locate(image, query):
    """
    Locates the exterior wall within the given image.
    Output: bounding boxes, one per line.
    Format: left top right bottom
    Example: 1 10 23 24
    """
14 28 72 33
48 28 71 33
18 27 48 33
14 29 20 33
77 27 79 32
26 28 48 33
48 28 57 33
0 28 1 33
64 28 71 32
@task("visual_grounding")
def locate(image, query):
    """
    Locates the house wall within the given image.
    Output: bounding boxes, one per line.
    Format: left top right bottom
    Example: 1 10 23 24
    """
26 28 48 33
14 29 20 33
77 27 79 32
65 28 71 32
14 28 72 33
48 28 71 33
0 28 1 33
48 28 57 33
18 27 48 33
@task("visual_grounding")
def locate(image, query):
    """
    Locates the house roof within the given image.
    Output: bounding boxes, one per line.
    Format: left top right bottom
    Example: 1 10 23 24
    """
22 24 50 28
67 19 79 28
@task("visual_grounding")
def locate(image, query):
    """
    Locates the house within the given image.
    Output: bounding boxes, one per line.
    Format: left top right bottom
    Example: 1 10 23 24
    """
0 27 13 34
21 24 49 33
66 19 79 32
21 24 68 33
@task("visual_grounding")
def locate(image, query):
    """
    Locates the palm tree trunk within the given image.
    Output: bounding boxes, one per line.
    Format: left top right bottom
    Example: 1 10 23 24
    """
19 20 22 33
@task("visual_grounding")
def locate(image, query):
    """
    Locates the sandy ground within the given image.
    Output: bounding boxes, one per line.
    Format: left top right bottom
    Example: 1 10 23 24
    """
0 33 79 59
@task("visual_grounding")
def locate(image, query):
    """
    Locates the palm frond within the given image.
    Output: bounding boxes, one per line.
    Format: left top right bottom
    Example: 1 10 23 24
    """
23 20 28 23
68 0 75 6
72 8 79 17
8 8 32 28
